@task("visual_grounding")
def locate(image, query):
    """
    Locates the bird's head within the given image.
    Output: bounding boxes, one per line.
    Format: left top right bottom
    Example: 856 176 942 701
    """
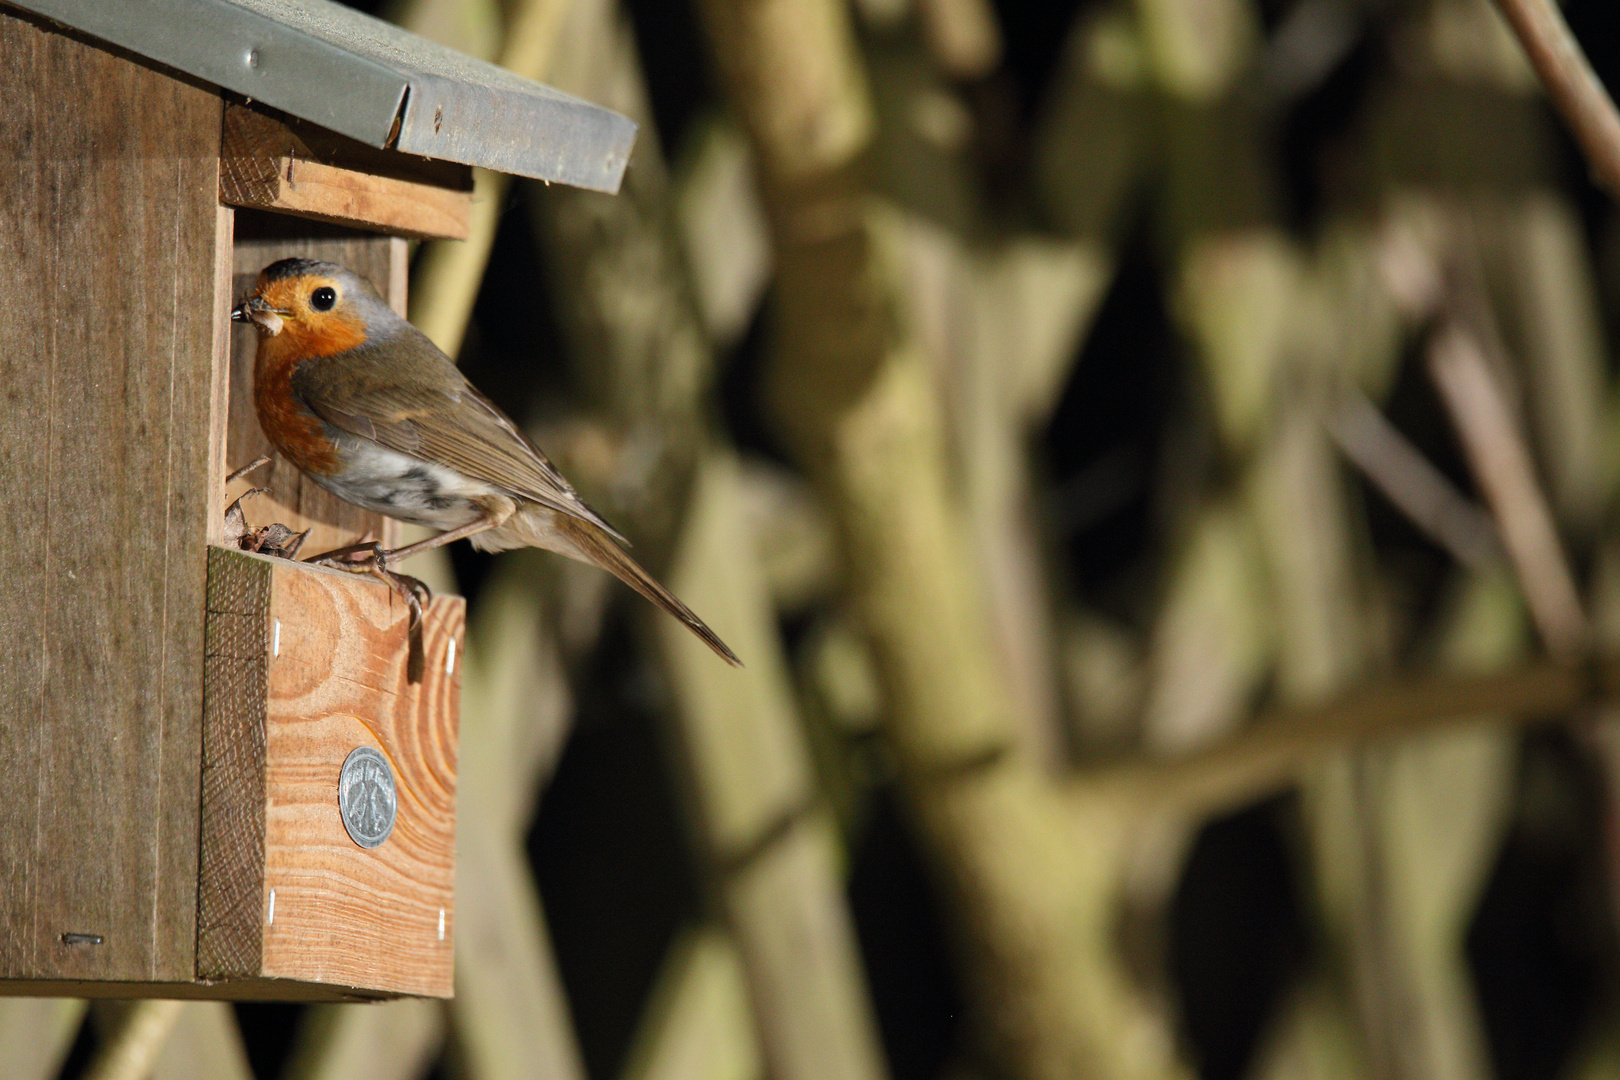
232 259 394 358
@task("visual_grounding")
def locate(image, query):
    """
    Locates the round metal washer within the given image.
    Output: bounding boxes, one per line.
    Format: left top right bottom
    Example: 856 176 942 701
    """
338 746 397 849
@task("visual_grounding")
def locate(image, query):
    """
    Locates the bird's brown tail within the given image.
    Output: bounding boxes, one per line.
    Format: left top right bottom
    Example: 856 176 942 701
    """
555 516 742 667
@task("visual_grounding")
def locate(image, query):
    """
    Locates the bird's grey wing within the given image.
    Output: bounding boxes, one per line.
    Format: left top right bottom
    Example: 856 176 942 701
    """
293 359 629 543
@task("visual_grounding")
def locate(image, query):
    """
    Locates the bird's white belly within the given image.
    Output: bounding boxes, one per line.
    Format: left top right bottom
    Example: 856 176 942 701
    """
316 437 495 531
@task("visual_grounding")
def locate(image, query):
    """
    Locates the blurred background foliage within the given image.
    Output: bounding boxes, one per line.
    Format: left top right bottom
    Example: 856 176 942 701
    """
16 0 1620 1078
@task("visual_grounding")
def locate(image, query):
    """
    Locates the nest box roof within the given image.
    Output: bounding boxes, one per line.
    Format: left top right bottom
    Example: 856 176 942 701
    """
12 0 636 193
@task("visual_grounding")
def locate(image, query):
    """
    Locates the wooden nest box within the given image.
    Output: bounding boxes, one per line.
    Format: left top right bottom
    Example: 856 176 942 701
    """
1 0 635 1000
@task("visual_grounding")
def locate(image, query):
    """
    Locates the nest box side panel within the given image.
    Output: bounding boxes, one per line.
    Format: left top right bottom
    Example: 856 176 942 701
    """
0 10 223 983
226 214 406 554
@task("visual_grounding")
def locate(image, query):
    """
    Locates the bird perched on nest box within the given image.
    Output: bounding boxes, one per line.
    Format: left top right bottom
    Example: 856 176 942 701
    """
233 257 740 667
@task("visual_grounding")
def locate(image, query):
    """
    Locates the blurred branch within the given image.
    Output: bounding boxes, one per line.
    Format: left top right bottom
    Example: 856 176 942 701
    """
1491 0 1620 200
674 118 773 349
1429 323 1589 657
656 454 889 1080
451 560 583 1080
1139 500 1271 753
528 4 888 1077
1082 651 1616 822
130 1002 253 1080
618 925 759 1080
402 0 575 355
283 1001 441 1080
696 0 1200 1075
82 1000 185 1080
1329 391 1503 573
1499 194 1614 535
0 998 85 1080
915 0 1002 79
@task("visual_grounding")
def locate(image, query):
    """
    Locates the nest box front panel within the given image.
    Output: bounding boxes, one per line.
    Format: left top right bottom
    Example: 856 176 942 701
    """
200 548 461 998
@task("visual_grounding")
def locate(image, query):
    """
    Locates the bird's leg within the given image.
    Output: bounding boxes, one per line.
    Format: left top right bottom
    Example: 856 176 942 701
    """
304 539 385 568
376 513 506 565
308 503 511 573
305 510 500 678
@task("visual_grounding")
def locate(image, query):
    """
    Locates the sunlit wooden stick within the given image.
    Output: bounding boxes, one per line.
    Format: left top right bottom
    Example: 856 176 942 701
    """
1429 324 1590 658
82 1000 185 1080
1492 0 1620 201
1328 391 1503 573
1079 652 1619 822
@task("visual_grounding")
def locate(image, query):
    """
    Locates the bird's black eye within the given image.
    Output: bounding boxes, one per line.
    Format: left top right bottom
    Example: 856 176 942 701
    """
310 286 337 311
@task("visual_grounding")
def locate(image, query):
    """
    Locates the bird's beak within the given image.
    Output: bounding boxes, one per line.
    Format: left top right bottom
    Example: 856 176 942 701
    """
232 296 284 336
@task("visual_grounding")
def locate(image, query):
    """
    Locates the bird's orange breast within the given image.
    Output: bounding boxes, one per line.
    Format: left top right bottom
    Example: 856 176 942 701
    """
253 333 345 476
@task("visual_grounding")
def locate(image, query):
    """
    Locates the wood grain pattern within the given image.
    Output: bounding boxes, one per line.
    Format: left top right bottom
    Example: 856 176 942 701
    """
0 9 221 984
198 550 272 979
198 549 461 998
221 105 473 242
208 204 238 548
227 214 406 554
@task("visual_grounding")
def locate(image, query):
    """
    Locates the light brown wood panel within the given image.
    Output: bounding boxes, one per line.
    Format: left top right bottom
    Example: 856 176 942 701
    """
0 9 221 984
221 105 472 241
198 549 461 998
227 213 405 553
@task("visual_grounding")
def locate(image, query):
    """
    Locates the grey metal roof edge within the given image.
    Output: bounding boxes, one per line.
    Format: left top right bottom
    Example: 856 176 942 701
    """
11 0 409 148
6 0 635 194
397 70 636 192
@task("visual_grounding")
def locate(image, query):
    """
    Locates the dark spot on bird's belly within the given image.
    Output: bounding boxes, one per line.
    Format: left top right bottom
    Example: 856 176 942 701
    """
375 466 480 524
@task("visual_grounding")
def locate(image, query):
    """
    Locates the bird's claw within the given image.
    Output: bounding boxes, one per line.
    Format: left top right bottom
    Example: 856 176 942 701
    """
369 565 431 684
305 541 431 682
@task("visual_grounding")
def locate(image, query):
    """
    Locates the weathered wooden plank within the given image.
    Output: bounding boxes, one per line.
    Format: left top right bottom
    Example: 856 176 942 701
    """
197 549 273 980
208 204 238 549
227 214 405 554
221 104 473 241
0 7 221 984
198 548 462 998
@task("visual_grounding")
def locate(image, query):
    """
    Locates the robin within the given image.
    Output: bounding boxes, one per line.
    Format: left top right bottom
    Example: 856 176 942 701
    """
232 257 740 667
